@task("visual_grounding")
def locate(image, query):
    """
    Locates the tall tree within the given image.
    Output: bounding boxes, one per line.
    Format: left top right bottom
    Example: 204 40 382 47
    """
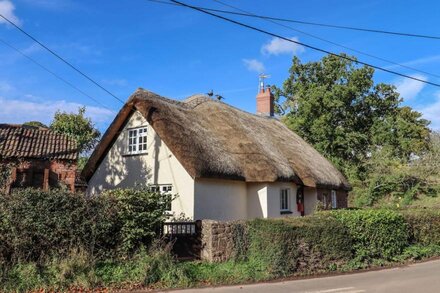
273 54 430 176
23 121 48 128
50 107 101 154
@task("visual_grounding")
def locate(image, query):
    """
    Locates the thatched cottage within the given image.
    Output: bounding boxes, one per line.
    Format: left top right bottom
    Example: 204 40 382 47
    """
82 87 350 220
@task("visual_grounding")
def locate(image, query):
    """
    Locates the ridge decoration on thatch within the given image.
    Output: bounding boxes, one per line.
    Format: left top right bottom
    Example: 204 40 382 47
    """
82 88 351 191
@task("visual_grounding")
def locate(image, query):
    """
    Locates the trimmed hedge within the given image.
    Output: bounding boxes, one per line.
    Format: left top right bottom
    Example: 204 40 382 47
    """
329 209 409 260
0 187 172 265
234 214 353 276
230 209 412 277
401 209 440 245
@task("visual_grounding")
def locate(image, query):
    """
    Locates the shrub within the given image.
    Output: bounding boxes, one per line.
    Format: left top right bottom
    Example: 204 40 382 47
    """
0 187 172 264
400 209 440 245
0 188 113 264
102 188 174 256
329 209 409 261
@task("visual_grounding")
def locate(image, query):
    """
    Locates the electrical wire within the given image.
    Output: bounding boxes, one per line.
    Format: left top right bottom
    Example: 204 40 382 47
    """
211 0 440 79
147 0 440 40
169 0 440 88
0 13 125 105
0 38 113 111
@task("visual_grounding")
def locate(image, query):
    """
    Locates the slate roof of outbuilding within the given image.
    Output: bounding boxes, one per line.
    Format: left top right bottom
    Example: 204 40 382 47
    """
0 124 78 160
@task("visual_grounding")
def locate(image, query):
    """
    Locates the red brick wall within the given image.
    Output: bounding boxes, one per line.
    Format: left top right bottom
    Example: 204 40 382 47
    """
7 159 77 192
256 88 274 116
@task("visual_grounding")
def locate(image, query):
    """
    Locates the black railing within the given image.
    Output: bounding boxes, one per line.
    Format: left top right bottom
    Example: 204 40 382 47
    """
161 220 201 236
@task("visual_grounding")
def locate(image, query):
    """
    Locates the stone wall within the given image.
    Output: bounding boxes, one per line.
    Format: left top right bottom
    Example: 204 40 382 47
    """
201 220 237 262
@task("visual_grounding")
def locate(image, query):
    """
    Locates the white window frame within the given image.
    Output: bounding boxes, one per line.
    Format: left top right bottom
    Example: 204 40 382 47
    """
280 188 291 212
126 127 148 155
150 184 173 212
331 190 337 209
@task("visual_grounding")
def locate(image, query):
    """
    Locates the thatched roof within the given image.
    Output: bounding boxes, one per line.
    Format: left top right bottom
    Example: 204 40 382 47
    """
0 124 77 160
82 89 350 190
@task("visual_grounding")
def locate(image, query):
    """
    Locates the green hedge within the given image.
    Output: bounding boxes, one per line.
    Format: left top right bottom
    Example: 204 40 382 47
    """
328 209 409 260
235 214 353 277
229 209 412 277
400 209 440 245
0 187 171 265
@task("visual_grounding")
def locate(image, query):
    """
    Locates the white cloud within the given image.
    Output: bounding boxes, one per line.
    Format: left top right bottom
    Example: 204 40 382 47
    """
0 97 114 125
0 81 13 92
102 78 128 87
21 43 42 55
417 93 440 130
385 54 440 70
21 0 76 11
261 37 304 56
395 74 427 100
0 0 21 26
242 59 265 73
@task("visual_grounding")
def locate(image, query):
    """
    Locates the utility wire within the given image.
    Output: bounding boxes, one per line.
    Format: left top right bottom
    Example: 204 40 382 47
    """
0 14 125 105
0 38 113 111
147 0 440 40
211 0 440 79
170 0 440 88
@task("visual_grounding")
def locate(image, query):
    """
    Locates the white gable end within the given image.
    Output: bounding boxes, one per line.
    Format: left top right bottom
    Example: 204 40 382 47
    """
86 110 195 218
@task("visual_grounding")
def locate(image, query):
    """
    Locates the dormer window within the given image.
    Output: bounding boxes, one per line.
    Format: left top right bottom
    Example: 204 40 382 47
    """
127 127 148 155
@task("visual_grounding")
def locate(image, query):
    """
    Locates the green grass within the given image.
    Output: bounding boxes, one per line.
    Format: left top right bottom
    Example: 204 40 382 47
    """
1 245 440 293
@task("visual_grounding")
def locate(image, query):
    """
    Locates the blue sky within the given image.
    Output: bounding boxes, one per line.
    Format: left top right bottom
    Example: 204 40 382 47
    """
0 0 439 131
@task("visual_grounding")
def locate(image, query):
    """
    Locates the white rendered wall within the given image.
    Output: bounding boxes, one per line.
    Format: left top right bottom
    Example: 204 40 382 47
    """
86 111 195 218
266 182 301 218
246 183 268 218
304 187 318 215
193 178 247 221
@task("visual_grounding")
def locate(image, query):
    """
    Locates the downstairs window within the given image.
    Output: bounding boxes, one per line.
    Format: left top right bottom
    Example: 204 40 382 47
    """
150 184 173 212
280 188 291 213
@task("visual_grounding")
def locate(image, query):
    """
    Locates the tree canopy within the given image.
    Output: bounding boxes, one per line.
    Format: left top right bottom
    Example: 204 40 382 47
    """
22 121 48 128
273 54 434 207
273 54 430 176
50 107 101 154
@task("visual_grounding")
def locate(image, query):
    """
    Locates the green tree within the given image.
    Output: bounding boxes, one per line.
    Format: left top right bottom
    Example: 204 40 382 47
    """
50 107 101 154
22 121 48 128
273 54 430 176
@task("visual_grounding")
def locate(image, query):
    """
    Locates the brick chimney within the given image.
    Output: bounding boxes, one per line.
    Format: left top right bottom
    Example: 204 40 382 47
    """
256 86 274 117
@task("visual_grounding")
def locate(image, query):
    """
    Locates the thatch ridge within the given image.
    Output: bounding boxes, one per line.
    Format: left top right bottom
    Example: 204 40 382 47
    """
82 89 351 190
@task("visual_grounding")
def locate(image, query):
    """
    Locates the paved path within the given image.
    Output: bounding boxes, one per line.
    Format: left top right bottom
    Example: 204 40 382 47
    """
170 259 440 293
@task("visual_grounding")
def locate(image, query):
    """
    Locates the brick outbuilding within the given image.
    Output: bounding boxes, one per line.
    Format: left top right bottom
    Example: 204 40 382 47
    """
0 124 78 193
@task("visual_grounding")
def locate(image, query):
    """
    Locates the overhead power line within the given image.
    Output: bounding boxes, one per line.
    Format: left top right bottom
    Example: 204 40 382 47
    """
210 0 440 80
169 0 440 88
0 13 125 105
0 38 112 111
148 0 440 40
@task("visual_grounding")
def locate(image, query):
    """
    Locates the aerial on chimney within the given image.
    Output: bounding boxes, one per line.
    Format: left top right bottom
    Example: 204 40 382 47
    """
256 74 274 117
